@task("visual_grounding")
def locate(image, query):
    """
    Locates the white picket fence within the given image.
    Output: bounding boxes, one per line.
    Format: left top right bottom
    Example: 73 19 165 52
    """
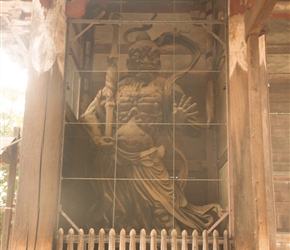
56 228 230 250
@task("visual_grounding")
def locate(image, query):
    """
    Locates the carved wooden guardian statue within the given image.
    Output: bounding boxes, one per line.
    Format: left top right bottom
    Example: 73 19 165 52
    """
80 25 223 233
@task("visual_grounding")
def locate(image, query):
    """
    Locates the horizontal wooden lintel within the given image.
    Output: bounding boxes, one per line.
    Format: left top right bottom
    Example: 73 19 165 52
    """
245 0 278 38
270 1 290 18
107 2 206 14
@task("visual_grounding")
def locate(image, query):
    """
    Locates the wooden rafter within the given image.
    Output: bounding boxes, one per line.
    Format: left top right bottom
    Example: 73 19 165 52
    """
3 16 29 65
245 0 279 38
271 1 290 16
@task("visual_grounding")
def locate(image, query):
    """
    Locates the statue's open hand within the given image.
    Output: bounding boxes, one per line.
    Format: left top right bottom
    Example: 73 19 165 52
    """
173 95 198 124
93 136 115 154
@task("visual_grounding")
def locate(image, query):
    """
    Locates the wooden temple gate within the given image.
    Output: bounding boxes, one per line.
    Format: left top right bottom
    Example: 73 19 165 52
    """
6 0 285 249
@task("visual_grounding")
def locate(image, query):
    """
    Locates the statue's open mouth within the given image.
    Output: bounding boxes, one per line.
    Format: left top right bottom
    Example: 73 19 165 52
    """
136 64 160 71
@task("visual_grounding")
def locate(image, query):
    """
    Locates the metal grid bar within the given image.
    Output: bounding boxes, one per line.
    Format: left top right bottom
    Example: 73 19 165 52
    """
69 19 226 25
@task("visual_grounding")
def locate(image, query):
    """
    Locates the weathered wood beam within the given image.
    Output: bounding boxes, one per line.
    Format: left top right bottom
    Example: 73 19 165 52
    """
10 0 67 248
10 64 66 250
270 1 290 18
247 34 276 249
3 16 29 65
107 2 205 13
228 11 252 244
94 44 206 55
245 0 278 38
228 5 277 247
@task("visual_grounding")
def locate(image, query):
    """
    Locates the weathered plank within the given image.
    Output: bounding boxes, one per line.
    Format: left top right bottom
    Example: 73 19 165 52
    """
270 92 290 101
229 6 277 245
10 64 66 250
274 180 290 202
270 114 290 171
249 34 276 249
267 62 290 74
228 12 256 248
270 103 290 113
267 44 290 54
269 74 290 85
270 63 290 189
270 1 290 18
276 233 290 249
275 201 290 232
273 163 290 172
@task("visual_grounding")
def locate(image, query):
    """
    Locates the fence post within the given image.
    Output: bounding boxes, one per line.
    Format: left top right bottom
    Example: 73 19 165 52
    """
67 228 74 250
120 229 126 250
88 228 95 250
161 229 167 250
109 229 115 250
77 229 84 250
57 228 64 250
129 229 136 250
223 230 229 250
213 230 219 250
192 230 198 250
150 229 157 250
99 228 105 250
202 230 208 250
171 229 177 250
140 229 146 250
182 230 188 250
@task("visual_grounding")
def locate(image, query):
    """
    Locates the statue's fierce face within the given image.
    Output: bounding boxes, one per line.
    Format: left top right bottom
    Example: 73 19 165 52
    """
127 40 161 71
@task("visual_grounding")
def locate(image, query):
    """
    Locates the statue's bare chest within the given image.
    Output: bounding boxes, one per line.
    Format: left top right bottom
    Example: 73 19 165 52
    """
116 84 163 123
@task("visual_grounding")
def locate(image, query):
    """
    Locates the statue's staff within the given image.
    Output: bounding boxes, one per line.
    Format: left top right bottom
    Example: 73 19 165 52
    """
105 14 120 136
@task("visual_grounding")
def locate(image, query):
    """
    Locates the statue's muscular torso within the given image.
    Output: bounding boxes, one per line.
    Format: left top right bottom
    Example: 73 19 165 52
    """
114 76 167 151
116 77 164 124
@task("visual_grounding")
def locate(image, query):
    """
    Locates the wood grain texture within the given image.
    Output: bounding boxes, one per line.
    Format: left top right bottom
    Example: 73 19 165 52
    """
228 12 276 248
10 0 67 247
10 62 66 250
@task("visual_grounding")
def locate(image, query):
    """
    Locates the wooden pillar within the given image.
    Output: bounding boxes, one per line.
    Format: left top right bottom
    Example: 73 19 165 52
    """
246 33 276 249
228 12 255 247
10 0 67 249
228 0 277 248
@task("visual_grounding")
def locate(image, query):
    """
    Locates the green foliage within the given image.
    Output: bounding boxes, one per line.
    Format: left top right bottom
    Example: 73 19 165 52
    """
1 86 24 137
0 166 8 240
0 53 27 245
0 167 9 207
0 111 23 137
0 83 25 244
